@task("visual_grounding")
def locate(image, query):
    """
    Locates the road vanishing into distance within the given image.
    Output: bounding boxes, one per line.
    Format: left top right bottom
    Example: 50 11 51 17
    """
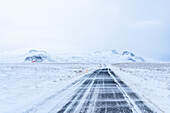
25 68 155 113
56 68 154 113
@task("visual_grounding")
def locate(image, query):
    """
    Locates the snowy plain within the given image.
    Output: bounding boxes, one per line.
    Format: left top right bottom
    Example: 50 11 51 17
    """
0 63 99 113
110 63 170 113
0 61 169 113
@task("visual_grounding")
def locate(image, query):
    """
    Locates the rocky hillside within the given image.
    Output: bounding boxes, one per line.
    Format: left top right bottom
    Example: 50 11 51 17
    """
24 50 55 62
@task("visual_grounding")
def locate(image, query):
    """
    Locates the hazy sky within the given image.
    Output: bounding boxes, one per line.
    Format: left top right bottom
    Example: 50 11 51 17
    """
0 0 170 61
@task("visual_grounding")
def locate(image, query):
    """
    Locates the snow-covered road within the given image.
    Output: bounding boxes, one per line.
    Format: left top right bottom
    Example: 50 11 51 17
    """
40 68 155 113
0 63 158 113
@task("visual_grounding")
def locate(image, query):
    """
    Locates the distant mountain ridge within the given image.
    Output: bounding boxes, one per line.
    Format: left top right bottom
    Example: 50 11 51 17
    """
122 51 145 62
23 49 145 63
54 49 145 63
90 50 145 63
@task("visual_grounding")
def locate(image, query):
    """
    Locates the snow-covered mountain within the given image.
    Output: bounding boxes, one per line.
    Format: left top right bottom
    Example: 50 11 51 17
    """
0 49 146 63
122 51 145 62
24 50 55 62
88 50 145 63
55 50 145 63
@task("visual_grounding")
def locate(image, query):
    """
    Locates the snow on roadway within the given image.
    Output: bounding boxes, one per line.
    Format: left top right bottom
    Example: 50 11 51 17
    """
54 68 155 113
110 63 170 113
0 63 99 113
0 62 169 113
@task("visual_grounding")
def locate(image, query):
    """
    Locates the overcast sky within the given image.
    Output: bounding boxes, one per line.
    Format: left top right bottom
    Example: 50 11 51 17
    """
0 0 170 61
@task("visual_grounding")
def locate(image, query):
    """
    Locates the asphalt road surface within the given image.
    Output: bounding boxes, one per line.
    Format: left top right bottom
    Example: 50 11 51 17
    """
54 68 155 113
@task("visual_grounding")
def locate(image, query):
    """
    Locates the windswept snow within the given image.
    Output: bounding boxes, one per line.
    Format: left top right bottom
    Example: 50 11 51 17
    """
110 63 170 113
0 62 169 113
0 49 168 113
0 63 99 113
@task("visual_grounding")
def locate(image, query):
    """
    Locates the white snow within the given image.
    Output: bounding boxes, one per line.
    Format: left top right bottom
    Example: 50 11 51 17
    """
54 50 146 64
110 63 170 113
0 63 99 113
0 49 146 63
0 49 169 113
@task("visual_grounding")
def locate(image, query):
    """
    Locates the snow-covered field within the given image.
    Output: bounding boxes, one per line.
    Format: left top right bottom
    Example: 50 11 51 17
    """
0 63 99 113
0 62 169 113
110 63 170 113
